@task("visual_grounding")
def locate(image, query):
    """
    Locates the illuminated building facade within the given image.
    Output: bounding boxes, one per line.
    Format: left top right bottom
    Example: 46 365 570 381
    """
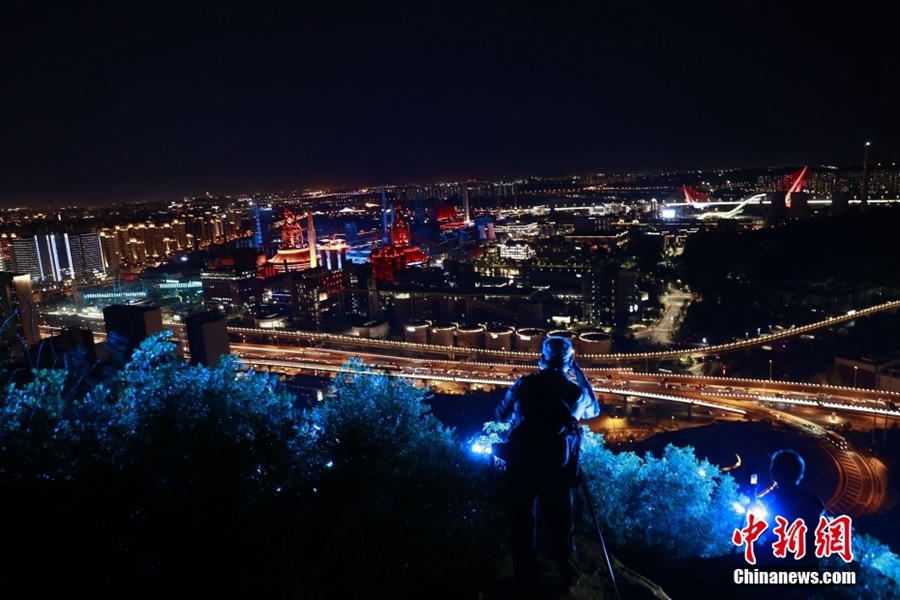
369 207 428 282
268 210 319 274
0 236 15 271
498 239 533 260
288 267 346 330
201 266 262 314
11 232 106 283
0 272 37 356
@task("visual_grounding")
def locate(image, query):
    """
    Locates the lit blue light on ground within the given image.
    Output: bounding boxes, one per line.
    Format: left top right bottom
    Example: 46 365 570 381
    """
749 502 768 521
468 434 498 457
470 442 492 455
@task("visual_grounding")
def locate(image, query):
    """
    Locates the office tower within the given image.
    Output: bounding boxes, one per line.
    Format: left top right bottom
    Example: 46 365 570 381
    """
201 266 261 313
11 232 106 282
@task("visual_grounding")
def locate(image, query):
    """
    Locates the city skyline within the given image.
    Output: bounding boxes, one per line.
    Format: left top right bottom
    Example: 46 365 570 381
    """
2 2 895 209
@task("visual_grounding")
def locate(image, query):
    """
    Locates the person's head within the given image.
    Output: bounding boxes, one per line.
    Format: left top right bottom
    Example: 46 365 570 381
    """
539 336 574 371
770 449 806 486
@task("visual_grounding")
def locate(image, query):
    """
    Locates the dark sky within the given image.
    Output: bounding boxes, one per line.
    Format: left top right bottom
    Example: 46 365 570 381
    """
1 1 895 208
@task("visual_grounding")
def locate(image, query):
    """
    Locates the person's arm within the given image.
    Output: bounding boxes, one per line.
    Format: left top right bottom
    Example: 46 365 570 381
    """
495 379 519 423
575 390 600 420
570 361 600 420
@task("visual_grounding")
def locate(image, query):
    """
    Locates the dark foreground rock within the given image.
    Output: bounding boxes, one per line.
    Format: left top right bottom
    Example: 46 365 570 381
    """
482 533 673 600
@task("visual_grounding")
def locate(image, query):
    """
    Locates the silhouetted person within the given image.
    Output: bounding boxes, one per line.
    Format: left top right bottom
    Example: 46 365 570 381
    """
761 449 826 566
494 336 600 595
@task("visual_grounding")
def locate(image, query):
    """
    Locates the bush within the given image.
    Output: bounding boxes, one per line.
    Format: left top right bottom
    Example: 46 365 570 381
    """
579 432 745 560
295 359 503 598
0 343 503 597
820 532 900 599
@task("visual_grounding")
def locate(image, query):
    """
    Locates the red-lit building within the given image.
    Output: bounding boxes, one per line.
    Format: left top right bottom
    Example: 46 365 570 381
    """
268 210 318 274
369 208 427 282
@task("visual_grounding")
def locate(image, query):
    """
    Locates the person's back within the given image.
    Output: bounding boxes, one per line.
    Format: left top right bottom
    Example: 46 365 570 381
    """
762 450 826 566
768 485 825 527
494 336 600 595
504 369 584 472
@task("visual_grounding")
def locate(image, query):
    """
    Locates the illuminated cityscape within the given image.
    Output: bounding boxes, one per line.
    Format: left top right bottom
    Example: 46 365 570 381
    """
4 162 900 595
2 1 898 596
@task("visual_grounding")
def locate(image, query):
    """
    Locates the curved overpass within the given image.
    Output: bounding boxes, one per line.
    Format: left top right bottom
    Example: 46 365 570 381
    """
222 298 900 366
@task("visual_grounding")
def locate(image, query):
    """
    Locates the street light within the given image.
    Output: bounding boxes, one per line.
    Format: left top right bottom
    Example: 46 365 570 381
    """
854 366 859 389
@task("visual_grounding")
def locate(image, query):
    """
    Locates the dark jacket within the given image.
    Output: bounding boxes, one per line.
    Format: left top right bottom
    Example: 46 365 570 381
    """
495 368 599 473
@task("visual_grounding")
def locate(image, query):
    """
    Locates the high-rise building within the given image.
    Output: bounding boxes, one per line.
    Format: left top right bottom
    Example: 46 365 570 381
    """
68 232 106 279
10 236 44 281
0 236 14 272
201 266 262 313
11 232 106 282
98 229 123 272
587 261 641 329
185 310 230 368
288 267 345 329
102 304 164 358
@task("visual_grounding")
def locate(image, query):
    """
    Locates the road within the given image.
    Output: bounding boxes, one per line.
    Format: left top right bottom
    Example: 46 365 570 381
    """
39 296 900 367
652 287 691 345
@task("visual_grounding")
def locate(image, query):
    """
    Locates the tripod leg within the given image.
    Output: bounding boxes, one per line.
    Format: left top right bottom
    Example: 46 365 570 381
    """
580 480 621 600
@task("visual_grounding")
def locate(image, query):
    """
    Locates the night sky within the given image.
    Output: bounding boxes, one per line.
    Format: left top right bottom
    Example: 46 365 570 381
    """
1 1 895 208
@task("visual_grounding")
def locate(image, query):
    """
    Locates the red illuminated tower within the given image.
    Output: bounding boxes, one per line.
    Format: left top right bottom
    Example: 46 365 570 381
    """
269 210 318 272
369 205 427 281
281 209 305 249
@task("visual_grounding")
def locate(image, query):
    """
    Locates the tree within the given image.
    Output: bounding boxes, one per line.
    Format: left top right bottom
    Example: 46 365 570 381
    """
579 433 745 561
0 346 504 597
822 532 900 599
295 359 503 598
3 335 898 597
0 332 308 594
102 333 307 591
0 367 115 481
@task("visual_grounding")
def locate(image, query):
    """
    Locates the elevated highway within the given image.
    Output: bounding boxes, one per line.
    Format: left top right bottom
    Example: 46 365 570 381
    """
220 298 900 366
247 347 891 518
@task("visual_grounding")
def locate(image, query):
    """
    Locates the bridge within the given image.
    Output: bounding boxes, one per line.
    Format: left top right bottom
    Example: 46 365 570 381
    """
222 298 900 367
661 166 900 219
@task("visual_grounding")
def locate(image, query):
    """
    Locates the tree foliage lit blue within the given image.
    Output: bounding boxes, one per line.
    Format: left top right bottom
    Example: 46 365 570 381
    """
0 336 499 597
1 333 897 597
579 433 744 560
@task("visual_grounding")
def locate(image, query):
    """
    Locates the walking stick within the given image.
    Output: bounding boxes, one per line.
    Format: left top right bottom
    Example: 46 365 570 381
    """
581 479 622 600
